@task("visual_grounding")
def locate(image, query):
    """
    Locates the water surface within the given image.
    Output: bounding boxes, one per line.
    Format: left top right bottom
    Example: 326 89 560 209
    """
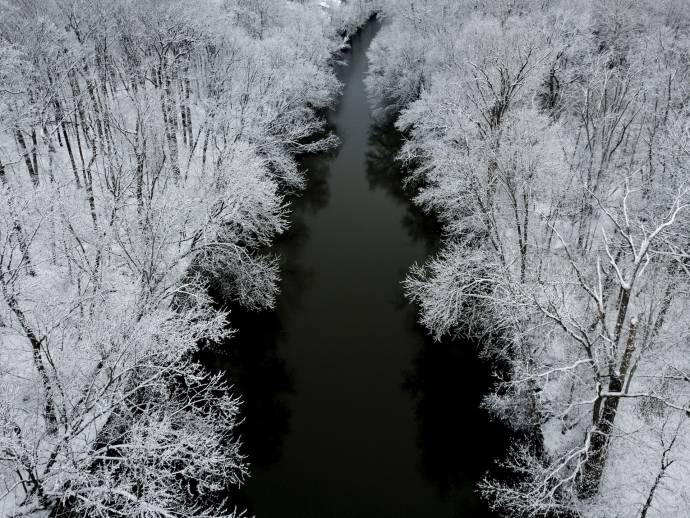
205 21 507 518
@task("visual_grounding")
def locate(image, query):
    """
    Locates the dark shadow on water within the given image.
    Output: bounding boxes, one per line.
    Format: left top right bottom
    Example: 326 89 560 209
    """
197 151 333 480
294 146 335 216
403 330 511 516
366 122 441 252
196 141 338 511
364 85 511 518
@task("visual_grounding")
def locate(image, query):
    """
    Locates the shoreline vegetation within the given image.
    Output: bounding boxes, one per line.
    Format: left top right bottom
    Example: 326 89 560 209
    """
366 1 690 516
0 1 375 516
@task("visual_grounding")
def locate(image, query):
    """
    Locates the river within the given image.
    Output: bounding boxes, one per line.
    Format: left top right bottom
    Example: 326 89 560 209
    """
203 20 508 518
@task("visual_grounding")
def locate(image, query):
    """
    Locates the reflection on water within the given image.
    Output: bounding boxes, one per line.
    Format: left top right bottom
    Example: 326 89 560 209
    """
365 122 441 251
404 334 510 514
202 19 508 518
366 117 509 516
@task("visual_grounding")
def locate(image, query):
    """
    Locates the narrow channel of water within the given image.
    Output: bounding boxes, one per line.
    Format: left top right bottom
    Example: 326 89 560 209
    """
203 20 507 518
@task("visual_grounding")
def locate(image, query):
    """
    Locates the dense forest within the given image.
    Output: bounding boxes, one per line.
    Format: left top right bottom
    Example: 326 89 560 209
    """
1 0 689 516
0 0 373 515
368 0 690 516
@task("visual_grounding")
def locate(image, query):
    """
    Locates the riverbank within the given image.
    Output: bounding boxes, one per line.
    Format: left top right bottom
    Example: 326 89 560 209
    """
0 2 373 515
365 2 690 516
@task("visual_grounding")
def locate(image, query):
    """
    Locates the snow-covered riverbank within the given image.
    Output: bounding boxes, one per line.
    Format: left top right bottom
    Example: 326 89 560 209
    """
0 1 375 515
365 1 690 516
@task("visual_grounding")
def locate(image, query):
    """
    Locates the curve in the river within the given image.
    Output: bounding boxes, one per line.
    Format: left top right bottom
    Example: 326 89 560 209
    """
203 20 508 518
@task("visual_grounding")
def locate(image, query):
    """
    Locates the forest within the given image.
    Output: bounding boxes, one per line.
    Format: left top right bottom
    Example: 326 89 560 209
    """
0 0 689 517
368 0 690 516
0 0 372 515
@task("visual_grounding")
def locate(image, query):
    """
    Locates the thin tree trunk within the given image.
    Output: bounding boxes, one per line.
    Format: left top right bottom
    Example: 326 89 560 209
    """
83 150 102 290
184 69 193 145
15 128 38 185
63 124 81 187
135 119 146 215
161 59 181 179
0 160 35 275
43 126 56 183
201 125 211 172
30 129 39 179
180 78 188 146
73 113 86 171
84 152 99 233
2 289 58 432
69 70 90 143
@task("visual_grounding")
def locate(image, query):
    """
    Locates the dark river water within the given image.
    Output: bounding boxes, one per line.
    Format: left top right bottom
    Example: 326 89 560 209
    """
203 20 507 518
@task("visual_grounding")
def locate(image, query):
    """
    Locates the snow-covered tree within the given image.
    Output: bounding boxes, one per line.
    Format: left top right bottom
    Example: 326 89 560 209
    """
0 0 371 515
368 0 690 515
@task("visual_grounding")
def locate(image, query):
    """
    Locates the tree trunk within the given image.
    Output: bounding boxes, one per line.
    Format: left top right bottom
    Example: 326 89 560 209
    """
43 126 56 183
30 129 39 179
135 119 146 215
63 124 81 188
83 151 102 289
15 128 38 185
73 112 87 171
69 70 90 143
2 289 57 432
184 70 193 145
0 161 35 275
161 59 181 179
580 319 637 497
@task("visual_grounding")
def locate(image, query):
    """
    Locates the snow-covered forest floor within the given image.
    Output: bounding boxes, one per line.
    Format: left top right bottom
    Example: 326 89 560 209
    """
0 1 375 516
366 1 690 516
